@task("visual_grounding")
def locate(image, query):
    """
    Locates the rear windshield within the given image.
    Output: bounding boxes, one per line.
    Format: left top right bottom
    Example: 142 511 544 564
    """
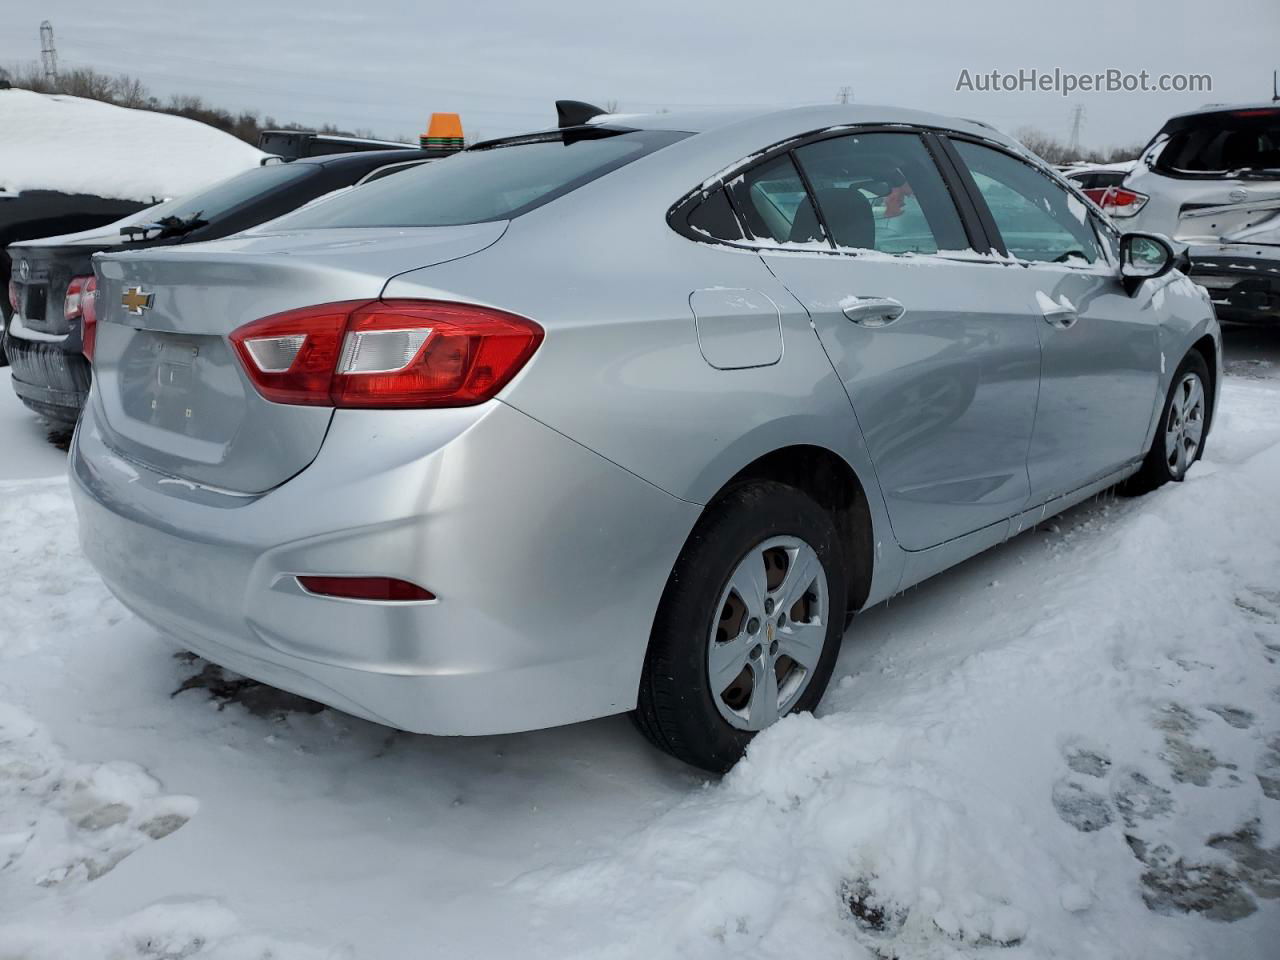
124 162 317 226
1155 110 1280 176
277 129 689 228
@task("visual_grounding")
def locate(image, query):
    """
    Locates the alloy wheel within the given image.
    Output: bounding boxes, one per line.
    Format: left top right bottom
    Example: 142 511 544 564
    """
707 536 830 731
1164 372 1206 479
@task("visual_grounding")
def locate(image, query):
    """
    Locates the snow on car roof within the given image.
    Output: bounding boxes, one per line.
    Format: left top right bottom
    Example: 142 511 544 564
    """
0 89 266 203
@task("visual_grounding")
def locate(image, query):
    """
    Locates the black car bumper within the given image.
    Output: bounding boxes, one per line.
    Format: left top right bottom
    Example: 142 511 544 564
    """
1189 249 1280 324
5 333 90 426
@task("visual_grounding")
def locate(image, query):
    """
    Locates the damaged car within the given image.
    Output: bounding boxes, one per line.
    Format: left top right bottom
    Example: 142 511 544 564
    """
1097 103 1280 323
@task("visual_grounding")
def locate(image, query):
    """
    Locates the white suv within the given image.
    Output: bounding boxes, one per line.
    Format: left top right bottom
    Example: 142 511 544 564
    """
1096 103 1280 323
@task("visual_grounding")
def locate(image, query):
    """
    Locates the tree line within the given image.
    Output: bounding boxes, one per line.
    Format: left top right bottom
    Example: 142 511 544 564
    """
3 63 392 146
1014 126 1144 165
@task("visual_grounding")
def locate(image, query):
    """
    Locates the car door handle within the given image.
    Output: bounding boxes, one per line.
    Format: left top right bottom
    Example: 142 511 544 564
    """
842 297 906 327
1036 291 1079 329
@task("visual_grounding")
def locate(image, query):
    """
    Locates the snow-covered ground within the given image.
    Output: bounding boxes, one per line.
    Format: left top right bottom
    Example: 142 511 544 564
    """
0 90 264 203
1 339 1278 959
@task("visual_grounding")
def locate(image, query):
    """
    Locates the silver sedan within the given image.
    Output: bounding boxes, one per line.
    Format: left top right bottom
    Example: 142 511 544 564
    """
71 103 1220 772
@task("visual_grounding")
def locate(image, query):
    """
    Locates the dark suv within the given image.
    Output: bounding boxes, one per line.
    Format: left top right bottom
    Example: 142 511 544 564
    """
5 149 428 427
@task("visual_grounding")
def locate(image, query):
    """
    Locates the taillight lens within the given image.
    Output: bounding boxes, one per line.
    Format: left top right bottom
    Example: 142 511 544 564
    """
1081 186 1110 205
1098 187 1149 219
230 299 544 408
81 276 98 362
296 576 435 602
65 275 91 320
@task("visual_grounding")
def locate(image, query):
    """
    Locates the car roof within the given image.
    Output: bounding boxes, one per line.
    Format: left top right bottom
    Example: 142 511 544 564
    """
584 103 1012 142
1163 101 1280 121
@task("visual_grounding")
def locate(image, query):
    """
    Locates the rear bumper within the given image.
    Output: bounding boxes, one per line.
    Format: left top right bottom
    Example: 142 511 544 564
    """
70 398 699 735
1188 245 1280 324
5 321 89 424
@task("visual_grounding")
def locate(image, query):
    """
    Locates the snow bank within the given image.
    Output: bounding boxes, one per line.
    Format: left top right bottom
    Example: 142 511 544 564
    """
0 89 265 203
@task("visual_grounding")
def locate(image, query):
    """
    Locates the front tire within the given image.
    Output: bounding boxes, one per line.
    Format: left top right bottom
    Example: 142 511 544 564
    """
1122 350 1211 495
634 481 847 773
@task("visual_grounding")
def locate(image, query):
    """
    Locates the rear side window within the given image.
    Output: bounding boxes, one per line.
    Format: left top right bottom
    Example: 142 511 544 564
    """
686 188 744 242
726 155 826 246
794 133 969 254
1156 110 1280 174
279 129 689 228
954 141 1101 265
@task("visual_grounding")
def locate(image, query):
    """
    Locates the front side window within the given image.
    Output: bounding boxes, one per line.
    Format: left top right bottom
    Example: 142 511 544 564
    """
954 140 1100 265
279 129 689 228
794 133 969 254
725 154 825 246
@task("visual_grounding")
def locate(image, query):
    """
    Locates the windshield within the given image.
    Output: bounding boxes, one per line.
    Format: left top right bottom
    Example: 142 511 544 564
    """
1155 110 1280 175
118 163 317 229
277 129 689 229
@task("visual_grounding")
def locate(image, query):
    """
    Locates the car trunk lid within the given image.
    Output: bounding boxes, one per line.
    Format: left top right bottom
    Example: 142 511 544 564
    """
89 223 506 494
8 243 99 336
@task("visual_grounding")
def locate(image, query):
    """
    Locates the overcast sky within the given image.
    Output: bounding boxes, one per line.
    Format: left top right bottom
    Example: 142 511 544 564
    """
6 0 1278 149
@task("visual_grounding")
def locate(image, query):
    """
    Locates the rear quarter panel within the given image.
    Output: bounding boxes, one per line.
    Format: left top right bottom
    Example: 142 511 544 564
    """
382 152 905 607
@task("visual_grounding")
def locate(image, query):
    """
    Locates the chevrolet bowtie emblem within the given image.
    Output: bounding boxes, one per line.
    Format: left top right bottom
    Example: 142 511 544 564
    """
121 286 153 315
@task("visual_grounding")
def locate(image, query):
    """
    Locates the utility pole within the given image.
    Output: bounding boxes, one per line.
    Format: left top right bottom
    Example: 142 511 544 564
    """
837 85 853 105
40 21 59 86
1067 104 1085 157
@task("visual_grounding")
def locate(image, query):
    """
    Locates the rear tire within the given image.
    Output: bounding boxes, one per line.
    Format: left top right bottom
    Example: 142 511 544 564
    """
1121 350 1211 495
634 481 847 773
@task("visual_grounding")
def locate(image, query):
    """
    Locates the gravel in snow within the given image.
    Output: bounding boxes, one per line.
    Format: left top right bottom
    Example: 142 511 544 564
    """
0 370 1277 958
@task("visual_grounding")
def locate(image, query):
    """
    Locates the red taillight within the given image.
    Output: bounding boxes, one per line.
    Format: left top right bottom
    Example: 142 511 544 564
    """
6 279 17 314
64 275 90 321
1081 186 1110 205
296 576 435 602
1098 187 1148 219
81 276 98 362
230 299 544 408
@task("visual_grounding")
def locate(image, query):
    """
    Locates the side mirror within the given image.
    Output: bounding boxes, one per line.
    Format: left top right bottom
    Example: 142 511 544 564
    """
1119 232 1175 295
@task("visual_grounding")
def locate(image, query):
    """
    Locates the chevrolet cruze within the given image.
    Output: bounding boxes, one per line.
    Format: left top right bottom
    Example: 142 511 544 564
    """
71 102 1220 772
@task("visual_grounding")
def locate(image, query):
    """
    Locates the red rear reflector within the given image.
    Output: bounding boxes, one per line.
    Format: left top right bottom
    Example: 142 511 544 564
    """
80 276 98 362
296 576 435 602
230 299 543 408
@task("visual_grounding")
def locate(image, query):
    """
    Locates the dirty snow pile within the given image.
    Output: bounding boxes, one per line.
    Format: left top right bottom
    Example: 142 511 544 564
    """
0 89 265 202
0 367 1278 958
